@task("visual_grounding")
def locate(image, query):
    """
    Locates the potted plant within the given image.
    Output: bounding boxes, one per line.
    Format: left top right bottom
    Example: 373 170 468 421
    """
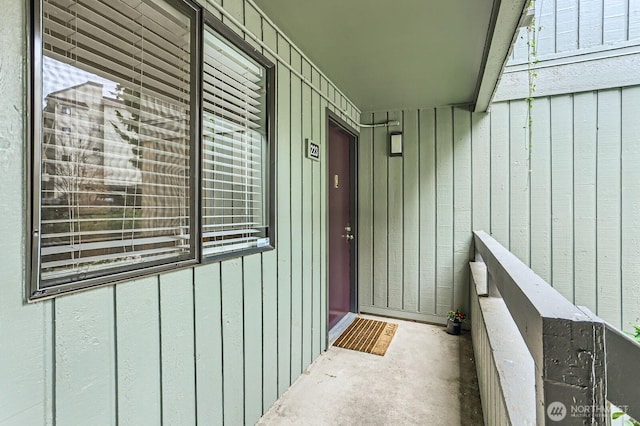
628 322 640 343
446 309 465 335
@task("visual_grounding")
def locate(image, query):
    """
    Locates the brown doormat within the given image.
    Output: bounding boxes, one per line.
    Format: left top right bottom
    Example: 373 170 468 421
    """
333 317 398 356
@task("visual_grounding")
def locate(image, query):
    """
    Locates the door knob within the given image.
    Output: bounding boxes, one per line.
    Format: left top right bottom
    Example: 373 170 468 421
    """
341 234 354 240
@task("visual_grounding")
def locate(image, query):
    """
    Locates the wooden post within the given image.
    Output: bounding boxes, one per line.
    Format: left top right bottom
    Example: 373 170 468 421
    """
536 312 607 425
473 231 609 425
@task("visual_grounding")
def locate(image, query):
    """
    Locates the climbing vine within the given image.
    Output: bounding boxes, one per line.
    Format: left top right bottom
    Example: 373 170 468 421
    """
525 1 539 178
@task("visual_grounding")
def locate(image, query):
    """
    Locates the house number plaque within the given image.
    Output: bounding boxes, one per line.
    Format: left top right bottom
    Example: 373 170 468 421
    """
306 138 320 161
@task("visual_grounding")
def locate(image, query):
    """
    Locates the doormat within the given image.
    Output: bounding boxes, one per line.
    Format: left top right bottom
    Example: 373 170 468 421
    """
333 317 398 356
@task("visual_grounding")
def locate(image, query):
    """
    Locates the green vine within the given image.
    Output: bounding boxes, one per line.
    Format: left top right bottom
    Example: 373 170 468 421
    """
525 1 539 179
612 411 640 426
631 322 640 343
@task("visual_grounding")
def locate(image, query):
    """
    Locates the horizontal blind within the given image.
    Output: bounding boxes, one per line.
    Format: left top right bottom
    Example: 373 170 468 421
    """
39 0 194 283
202 26 268 256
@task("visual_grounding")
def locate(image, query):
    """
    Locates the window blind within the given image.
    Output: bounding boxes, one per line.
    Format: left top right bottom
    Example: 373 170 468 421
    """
201 26 269 256
39 0 195 284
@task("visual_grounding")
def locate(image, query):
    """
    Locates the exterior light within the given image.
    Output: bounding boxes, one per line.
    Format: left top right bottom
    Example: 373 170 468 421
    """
389 132 403 157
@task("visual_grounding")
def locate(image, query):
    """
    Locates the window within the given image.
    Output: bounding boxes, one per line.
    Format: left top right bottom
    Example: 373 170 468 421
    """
201 14 275 258
32 0 199 297
30 2 274 300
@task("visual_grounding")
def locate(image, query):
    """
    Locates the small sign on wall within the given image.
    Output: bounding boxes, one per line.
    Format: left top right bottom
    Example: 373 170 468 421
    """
306 138 320 161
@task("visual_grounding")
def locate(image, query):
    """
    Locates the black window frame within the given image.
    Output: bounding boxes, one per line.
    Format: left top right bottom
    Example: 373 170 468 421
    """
28 0 203 300
27 0 276 301
199 9 277 264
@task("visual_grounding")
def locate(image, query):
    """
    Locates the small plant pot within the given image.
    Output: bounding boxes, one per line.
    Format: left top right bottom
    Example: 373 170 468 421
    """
446 318 461 335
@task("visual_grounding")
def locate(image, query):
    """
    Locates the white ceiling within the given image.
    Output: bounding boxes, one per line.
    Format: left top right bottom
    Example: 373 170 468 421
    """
253 0 528 113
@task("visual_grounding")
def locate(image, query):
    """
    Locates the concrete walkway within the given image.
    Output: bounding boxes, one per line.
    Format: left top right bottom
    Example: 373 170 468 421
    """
258 315 484 426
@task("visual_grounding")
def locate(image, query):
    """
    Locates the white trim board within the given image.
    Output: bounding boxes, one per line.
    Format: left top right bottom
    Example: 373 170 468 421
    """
494 52 640 102
507 40 640 71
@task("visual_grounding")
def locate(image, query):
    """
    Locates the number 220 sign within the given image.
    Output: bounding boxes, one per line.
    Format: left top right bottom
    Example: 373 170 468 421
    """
306 139 320 161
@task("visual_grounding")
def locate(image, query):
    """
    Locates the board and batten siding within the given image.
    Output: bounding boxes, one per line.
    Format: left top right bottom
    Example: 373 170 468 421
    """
497 0 640 102
511 0 640 63
0 0 359 425
359 88 640 331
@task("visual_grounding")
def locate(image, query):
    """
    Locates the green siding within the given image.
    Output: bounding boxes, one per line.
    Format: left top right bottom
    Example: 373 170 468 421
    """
361 90 640 330
319 75 329 352
597 89 622 325
261 250 279 412
358 113 374 307
372 112 389 308
452 108 472 313
160 270 197 426
435 107 454 316
529 97 552 283
551 95 575 301
419 109 437 314
311 68 322 359
471 112 491 237
116 278 162 426
7 0 640 424
222 0 244 34
276 33 292 395
289 49 304 379
0 5 52 426
221 259 245 426
194 263 224 426
0 0 360 424
621 86 640 336
508 100 530 264
243 254 263 425
573 92 598 308
55 288 116 425
301 58 313 370
510 0 640 63
387 111 404 310
489 103 511 247
403 110 419 312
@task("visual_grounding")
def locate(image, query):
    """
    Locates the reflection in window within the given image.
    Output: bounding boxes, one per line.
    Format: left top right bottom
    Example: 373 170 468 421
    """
38 0 196 286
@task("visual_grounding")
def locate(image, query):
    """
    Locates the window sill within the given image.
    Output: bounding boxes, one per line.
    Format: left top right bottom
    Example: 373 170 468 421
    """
201 244 275 265
28 258 199 302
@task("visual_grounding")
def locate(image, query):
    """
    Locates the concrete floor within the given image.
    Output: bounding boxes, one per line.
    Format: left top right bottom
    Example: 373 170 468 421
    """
258 315 484 426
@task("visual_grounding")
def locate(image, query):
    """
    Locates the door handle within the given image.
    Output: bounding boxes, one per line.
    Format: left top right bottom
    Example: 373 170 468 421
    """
342 225 354 240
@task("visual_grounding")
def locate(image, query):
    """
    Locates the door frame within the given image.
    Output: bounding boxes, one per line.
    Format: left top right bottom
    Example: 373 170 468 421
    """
325 108 359 345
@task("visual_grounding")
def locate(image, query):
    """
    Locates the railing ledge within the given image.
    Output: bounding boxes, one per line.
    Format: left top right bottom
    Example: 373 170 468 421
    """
473 231 609 425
